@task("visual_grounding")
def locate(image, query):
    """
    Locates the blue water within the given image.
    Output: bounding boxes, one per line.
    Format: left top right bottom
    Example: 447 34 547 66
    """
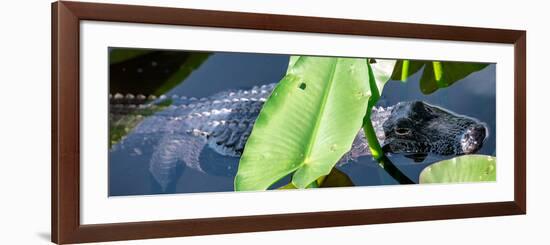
108 52 496 196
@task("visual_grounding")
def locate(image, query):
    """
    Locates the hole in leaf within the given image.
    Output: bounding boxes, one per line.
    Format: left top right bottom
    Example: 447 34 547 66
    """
299 82 307 90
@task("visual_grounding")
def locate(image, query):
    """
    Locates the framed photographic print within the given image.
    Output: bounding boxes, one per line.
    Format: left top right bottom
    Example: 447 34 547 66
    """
51 1 526 244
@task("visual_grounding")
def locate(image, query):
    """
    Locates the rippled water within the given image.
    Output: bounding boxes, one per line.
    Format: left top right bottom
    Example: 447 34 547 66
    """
108 52 496 196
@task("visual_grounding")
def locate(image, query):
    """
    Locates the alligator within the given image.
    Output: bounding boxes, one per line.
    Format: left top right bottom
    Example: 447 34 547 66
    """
110 83 487 191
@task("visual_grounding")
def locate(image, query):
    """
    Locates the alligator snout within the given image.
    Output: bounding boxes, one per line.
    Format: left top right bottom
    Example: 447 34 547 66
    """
460 123 487 154
381 101 488 156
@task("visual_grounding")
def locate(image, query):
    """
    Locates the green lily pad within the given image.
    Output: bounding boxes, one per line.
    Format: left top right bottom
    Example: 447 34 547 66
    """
420 155 496 184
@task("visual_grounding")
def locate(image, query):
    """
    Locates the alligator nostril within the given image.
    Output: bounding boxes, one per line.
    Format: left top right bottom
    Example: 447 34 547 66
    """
472 124 487 142
461 124 487 154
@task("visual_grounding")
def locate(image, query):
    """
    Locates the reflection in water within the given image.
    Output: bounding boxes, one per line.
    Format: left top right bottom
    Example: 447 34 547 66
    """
108 51 496 196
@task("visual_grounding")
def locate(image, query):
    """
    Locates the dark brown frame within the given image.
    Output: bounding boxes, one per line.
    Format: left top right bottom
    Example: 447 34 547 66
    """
52 1 526 244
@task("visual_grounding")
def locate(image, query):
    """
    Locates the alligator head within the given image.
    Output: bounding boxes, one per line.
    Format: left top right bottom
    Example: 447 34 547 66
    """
381 101 487 161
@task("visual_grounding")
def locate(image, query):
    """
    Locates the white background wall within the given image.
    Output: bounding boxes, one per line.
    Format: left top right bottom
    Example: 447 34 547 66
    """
0 0 547 244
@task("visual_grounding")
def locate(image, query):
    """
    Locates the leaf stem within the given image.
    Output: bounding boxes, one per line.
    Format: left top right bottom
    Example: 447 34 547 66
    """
364 60 414 184
401 60 410 81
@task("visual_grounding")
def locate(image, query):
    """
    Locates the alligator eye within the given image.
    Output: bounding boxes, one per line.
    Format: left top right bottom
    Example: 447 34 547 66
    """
395 128 411 135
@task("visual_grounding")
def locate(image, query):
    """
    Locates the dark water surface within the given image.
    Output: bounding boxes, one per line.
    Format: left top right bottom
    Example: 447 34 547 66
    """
109 52 496 196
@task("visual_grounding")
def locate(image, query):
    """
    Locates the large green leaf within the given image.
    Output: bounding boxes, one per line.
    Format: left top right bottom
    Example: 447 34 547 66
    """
109 48 152 65
390 60 488 94
235 56 372 190
287 56 300 72
419 155 496 184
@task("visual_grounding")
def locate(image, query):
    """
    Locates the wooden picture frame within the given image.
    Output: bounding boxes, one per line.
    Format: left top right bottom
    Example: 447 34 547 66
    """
51 1 526 244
